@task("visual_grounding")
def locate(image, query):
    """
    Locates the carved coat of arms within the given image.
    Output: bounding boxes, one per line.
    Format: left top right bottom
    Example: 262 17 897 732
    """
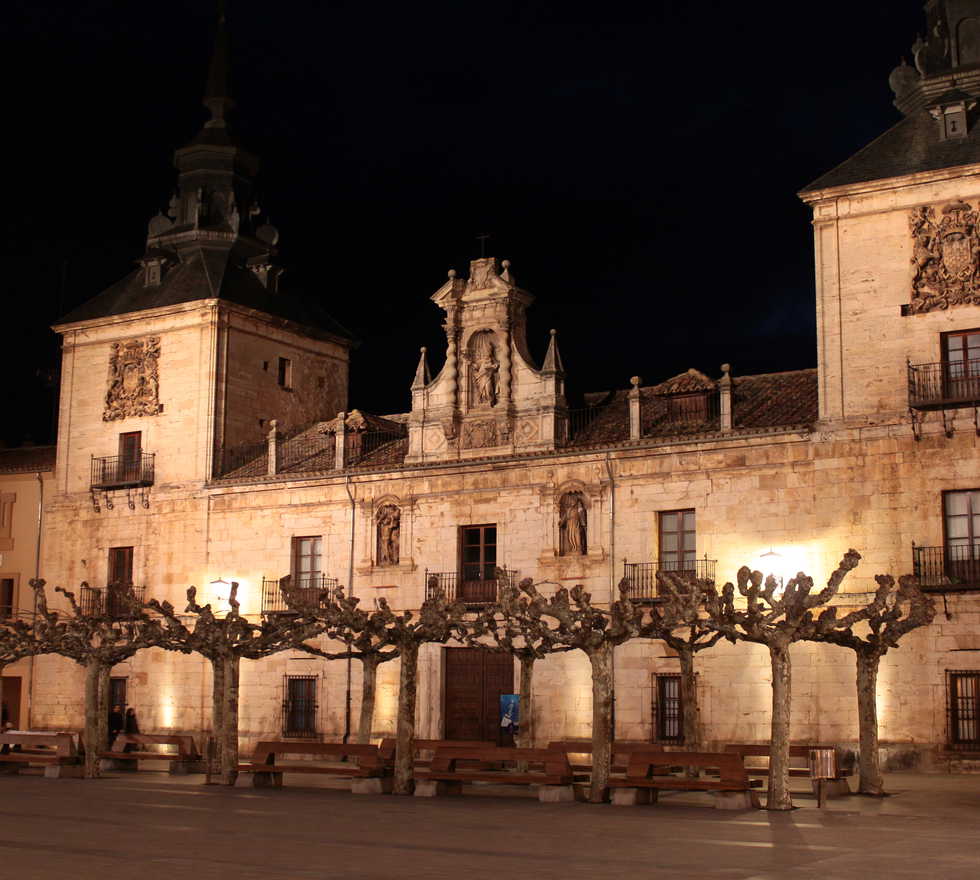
909 201 980 313
104 336 162 421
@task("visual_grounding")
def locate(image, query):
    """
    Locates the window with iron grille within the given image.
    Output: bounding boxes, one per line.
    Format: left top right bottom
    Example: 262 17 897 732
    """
283 675 318 737
652 673 683 743
947 670 980 748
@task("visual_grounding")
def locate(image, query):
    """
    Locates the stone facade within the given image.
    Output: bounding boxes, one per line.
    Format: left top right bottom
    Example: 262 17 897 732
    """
22 5 980 768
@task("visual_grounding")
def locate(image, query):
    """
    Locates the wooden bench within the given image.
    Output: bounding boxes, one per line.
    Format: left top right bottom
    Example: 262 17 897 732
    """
0 732 82 778
724 744 852 802
414 745 586 802
608 750 760 809
378 738 495 769
549 740 664 775
99 734 204 775
241 741 393 794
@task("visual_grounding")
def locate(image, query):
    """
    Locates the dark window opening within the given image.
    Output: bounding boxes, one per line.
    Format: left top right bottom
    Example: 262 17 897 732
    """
653 673 683 743
947 670 980 748
108 547 134 587
666 392 708 423
459 524 497 602
283 675 318 737
0 578 14 618
277 357 292 389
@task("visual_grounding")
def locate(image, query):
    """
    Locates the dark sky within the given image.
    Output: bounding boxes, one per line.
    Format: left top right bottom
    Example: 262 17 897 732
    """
2 1 924 446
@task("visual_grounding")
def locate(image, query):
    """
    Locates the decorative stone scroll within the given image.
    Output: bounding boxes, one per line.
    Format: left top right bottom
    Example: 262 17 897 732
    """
376 504 401 567
908 201 980 314
558 491 587 556
103 336 162 421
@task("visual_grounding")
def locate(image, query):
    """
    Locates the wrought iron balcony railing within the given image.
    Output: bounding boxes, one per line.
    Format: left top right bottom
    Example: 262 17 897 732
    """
913 545 980 591
424 568 518 605
621 558 716 602
79 584 146 619
908 360 980 410
90 453 155 490
261 575 339 614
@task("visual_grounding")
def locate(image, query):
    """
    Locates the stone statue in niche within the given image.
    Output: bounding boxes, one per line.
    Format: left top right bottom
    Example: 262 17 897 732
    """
104 336 163 421
470 331 498 407
376 504 401 566
559 491 587 556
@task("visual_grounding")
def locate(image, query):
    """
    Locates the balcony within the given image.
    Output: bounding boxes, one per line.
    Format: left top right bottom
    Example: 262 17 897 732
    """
908 360 980 411
90 453 155 490
79 584 146 619
621 558 717 602
261 575 339 615
424 568 518 605
913 545 980 592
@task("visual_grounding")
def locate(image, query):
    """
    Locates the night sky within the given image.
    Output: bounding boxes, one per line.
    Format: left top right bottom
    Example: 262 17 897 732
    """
2 1 924 447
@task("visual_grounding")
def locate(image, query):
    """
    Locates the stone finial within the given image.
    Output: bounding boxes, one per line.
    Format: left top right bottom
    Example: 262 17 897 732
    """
500 259 515 285
266 419 279 476
542 328 564 375
334 411 347 471
411 346 431 391
448 269 457 279
628 377 642 440
719 363 733 433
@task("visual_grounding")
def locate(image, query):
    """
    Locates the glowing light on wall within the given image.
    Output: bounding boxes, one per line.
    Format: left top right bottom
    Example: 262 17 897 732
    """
755 546 812 587
206 577 251 615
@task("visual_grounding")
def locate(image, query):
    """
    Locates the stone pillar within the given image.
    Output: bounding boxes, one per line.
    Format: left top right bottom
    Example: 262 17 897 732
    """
628 377 642 440
719 364 732 432
266 419 279 476
334 412 347 470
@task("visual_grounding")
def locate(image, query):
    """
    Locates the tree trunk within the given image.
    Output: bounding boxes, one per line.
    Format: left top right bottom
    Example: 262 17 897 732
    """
517 654 535 750
357 654 381 744
221 654 240 786
210 655 226 782
393 641 419 795
83 658 109 778
856 650 884 796
588 642 613 803
767 641 794 810
678 646 699 750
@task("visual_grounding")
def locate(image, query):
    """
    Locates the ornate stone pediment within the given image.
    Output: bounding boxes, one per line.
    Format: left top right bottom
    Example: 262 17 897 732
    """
103 336 162 421
908 201 980 314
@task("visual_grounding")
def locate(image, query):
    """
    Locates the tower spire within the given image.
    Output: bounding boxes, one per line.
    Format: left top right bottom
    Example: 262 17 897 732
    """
203 1 234 130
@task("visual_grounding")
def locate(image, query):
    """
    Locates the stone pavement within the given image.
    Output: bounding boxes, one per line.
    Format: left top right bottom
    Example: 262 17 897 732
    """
0 771 977 879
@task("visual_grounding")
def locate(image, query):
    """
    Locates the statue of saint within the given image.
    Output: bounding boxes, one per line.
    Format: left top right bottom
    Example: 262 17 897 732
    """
377 505 401 566
473 354 498 406
559 492 587 556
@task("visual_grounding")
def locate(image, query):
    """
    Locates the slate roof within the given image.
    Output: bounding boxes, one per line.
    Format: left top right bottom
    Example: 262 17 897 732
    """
56 246 355 342
0 445 56 473
801 107 980 194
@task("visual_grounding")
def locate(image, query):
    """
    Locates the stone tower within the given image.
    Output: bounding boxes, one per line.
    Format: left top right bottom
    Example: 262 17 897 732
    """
52 11 353 495
406 257 566 462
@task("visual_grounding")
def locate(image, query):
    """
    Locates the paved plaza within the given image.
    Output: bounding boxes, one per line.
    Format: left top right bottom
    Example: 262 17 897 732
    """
0 771 977 879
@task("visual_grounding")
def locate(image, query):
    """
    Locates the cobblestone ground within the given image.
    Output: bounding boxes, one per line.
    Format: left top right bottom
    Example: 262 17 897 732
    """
0 771 977 879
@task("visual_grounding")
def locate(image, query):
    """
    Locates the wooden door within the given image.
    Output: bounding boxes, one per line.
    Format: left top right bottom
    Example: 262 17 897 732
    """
108 547 134 586
118 432 142 483
444 648 515 745
1 676 21 729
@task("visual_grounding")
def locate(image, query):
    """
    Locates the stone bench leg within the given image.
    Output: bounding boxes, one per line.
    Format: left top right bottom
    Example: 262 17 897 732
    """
252 771 283 788
538 785 579 803
714 790 760 810
44 764 83 779
351 777 393 795
611 787 655 806
414 780 462 797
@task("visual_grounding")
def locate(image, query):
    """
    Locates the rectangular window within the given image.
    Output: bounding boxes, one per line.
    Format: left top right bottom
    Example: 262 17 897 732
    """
292 536 322 590
108 547 134 586
459 524 497 602
659 509 696 573
653 673 683 743
0 578 14 619
667 393 708 423
942 329 980 399
277 357 292 390
118 432 142 483
283 675 318 737
943 490 980 586
0 492 14 551
947 671 980 747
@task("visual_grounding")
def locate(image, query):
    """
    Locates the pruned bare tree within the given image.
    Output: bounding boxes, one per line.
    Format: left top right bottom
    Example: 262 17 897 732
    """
808 574 935 795
466 576 574 751
703 550 862 810
500 578 645 803
146 583 319 784
643 573 724 750
288 585 400 744
29 579 165 778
